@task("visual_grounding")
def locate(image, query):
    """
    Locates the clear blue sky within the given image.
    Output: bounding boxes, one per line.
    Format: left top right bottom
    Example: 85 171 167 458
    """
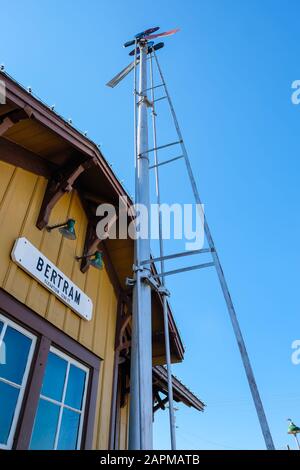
1 0 300 450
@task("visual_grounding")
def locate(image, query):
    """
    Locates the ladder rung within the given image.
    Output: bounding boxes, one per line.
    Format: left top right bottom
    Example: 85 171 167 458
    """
142 83 165 93
153 262 215 279
153 96 167 103
149 155 184 170
140 140 183 156
141 248 212 266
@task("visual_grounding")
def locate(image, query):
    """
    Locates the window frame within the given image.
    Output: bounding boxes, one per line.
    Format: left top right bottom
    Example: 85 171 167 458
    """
0 288 101 450
31 346 90 450
0 313 37 450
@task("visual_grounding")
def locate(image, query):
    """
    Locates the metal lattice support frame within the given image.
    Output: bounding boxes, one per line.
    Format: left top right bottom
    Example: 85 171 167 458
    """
106 30 275 451
152 51 275 451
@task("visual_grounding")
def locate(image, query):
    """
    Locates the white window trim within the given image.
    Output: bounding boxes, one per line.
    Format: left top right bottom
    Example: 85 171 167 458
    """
34 346 89 450
0 313 36 450
39 394 82 413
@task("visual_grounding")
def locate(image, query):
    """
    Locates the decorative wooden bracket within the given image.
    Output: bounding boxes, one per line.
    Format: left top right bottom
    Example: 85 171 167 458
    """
153 390 169 413
119 340 131 355
78 204 119 273
36 155 97 230
115 294 132 350
79 217 101 273
0 106 33 136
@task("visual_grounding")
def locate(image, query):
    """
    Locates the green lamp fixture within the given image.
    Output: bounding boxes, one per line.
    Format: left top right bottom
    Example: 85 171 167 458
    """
89 251 103 270
287 419 300 450
287 419 300 434
46 218 77 240
75 251 103 270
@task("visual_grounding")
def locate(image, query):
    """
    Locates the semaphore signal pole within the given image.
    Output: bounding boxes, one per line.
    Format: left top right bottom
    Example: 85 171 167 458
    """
128 39 153 450
107 26 178 451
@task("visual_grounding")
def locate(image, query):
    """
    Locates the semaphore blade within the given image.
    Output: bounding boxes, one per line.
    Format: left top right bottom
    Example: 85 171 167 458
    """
144 28 180 40
144 26 160 35
106 58 140 88
124 39 136 48
148 42 164 54
135 26 160 39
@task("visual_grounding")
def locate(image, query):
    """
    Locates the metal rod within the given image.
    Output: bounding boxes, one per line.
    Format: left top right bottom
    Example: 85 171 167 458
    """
154 262 215 279
46 221 68 231
129 38 141 450
133 40 138 169
153 96 167 103
129 41 153 450
140 139 182 156
75 253 96 260
141 247 212 265
106 59 140 88
149 52 176 450
149 155 184 170
142 83 165 93
294 434 300 450
154 52 275 450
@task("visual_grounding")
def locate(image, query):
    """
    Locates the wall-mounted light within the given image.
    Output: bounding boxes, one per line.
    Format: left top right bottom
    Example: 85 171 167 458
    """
46 218 77 240
75 251 103 270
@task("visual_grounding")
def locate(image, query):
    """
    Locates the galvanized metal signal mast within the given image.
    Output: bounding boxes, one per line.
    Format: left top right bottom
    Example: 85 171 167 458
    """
130 36 153 450
107 27 275 451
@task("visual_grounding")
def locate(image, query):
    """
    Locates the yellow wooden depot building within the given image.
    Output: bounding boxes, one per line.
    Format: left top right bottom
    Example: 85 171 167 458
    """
0 71 204 450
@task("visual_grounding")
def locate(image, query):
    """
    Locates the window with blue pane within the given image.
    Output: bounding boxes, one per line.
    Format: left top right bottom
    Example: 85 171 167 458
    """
30 348 89 450
0 314 36 450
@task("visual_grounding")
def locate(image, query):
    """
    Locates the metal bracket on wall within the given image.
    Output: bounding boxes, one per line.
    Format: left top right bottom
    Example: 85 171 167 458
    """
157 286 170 297
125 277 136 287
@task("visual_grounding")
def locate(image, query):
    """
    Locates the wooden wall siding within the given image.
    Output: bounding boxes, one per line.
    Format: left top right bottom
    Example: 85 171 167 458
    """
0 160 118 450
93 290 117 449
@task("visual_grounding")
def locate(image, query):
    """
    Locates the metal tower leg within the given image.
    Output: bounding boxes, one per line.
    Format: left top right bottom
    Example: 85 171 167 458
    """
153 52 275 451
149 53 177 450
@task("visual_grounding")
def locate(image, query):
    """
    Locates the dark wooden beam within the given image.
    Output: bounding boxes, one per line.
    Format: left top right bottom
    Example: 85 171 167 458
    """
15 336 51 449
153 392 169 413
119 339 131 354
119 362 129 408
79 217 101 273
80 191 115 206
77 203 121 292
152 366 205 412
108 295 123 450
0 137 56 177
115 311 131 351
0 118 14 136
36 154 97 230
0 105 33 136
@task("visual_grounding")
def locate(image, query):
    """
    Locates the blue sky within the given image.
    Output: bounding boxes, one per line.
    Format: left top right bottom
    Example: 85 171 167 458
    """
1 0 300 450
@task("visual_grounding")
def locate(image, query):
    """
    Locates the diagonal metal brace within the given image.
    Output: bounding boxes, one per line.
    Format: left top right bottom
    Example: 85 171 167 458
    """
154 262 215 279
141 248 212 266
139 139 183 156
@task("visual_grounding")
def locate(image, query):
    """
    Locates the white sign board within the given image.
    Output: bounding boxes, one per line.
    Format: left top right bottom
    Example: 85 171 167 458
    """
11 237 93 321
